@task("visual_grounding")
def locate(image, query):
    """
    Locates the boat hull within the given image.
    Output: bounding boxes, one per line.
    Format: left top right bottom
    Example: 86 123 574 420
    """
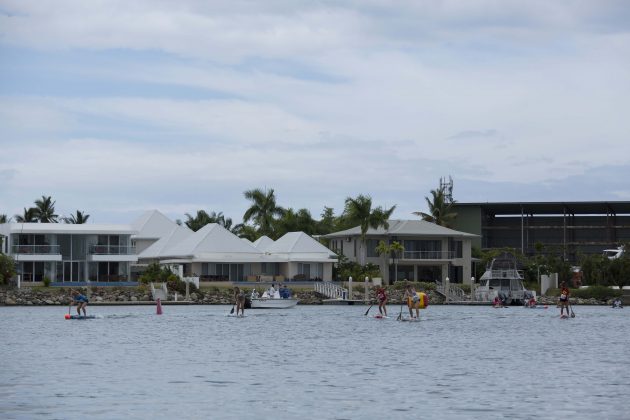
250 298 299 309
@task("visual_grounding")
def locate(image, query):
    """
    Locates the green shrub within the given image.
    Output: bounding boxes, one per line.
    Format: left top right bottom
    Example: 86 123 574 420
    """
571 286 622 300
0 254 16 285
547 286 622 300
42 277 51 287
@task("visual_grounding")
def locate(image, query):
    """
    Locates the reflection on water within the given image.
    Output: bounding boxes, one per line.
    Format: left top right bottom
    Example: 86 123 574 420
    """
1 305 629 419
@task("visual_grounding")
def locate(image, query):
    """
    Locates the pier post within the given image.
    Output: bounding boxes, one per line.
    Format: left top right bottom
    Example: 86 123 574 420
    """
445 277 450 303
348 276 353 300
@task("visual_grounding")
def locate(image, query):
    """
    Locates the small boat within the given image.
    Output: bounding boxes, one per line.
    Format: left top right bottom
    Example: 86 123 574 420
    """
250 290 298 309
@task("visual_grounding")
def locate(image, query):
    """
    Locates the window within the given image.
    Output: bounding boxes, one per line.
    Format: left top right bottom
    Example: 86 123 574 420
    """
366 239 380 257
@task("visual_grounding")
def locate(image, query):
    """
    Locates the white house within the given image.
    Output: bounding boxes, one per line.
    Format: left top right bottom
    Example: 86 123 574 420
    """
0 222 137 284
323 219 477 285
0 210 338 285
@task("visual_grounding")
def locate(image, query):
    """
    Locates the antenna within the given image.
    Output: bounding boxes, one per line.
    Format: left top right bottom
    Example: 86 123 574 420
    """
439 176 454 203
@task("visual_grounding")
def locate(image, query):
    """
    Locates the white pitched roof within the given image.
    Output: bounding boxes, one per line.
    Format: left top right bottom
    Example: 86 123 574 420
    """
323 219 477 238
138 224 193 259
132 210 180 239
161 223 264 261
266 232 337 262
253 235 274 251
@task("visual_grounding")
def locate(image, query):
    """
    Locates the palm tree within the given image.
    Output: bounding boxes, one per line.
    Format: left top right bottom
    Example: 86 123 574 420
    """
0 214 9 223
14 207 37 223
184 210 233 232
375 240 405 284
343 195 396 265
33 195 58 223
413 188 457 228
63 210 90 224
242 188 285 238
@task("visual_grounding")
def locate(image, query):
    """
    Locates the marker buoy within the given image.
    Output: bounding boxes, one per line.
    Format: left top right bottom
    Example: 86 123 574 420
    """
156 298 163 315
64 314 71 319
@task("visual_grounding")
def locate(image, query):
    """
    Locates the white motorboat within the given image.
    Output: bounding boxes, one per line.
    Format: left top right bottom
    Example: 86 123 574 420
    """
474 252 529 305
249 290 299 309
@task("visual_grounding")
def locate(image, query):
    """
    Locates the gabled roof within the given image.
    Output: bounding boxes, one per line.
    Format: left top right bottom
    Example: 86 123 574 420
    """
253 235 274 251
138 224 193 259
132 210 180 240
266 232 337 262
322 219 478 238
161 223 263 260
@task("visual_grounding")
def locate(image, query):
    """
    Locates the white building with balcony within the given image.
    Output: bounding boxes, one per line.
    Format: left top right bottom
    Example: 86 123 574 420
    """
323 219 477 285
0 222 137 284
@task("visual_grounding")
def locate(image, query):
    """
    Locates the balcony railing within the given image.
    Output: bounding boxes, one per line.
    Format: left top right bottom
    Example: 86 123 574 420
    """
401 250 455 260
89 245 136 255
12 245 60 255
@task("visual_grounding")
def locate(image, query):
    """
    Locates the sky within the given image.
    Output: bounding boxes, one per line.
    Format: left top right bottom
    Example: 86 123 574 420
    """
1 0 630 224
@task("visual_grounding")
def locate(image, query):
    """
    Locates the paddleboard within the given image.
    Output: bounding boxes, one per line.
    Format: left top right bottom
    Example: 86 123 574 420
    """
560 314 569 319
226 314 247 318
399 317 420 322
374 314 388 319
66 314 96 320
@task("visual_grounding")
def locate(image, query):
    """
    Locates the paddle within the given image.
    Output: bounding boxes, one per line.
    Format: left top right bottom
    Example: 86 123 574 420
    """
397 298 404 321
569 301 576 318
230 304 235 315
364 303 374 316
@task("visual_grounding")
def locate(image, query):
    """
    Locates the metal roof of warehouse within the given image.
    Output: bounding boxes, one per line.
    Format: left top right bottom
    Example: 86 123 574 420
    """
453 201 630 215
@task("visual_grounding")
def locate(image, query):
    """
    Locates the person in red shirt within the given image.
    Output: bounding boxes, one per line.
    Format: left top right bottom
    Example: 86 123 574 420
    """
558 281 570 317
376 286 388 317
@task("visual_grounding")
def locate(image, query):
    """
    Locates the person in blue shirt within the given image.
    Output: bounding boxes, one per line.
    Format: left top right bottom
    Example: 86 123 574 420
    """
71 290 89 316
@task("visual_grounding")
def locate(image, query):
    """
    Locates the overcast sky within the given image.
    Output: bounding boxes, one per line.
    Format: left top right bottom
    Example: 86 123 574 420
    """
1 1 629 224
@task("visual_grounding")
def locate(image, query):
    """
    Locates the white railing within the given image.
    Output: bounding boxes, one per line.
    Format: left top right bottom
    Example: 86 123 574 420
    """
12 244 60 254
89 244 136 255
435 281 467 302
150 282 168 301
401 251 455 260
314 282 348 299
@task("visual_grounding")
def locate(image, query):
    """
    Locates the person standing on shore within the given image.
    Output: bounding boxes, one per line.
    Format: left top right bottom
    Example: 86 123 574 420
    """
376 285 388 317
233 286 246 317
71 289 89 316
558 281 570 317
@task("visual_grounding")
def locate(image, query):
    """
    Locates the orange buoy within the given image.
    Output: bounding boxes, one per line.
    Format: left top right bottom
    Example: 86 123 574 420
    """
64 313 71 319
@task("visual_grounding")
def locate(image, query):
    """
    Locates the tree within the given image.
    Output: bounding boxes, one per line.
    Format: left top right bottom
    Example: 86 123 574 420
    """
14 207 37 223
63 210 90 224
275 208 318 237
184 210 232 232
33 195 58 223
343 194 396 265
242 188 285 238
375 240 405 284
0 254 16 285
413 185 457 228
0 214 9 223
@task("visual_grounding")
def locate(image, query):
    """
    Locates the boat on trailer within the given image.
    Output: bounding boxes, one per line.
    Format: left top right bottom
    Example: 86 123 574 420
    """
474 252 530 305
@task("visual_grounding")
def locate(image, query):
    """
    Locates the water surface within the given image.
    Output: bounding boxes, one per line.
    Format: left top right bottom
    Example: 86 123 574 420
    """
1 304 628 419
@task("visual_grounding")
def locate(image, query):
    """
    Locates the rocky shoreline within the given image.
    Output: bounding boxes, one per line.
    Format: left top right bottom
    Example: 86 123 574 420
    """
0 286 616 306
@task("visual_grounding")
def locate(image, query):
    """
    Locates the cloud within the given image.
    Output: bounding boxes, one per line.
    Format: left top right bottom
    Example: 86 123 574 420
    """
1 1 629 223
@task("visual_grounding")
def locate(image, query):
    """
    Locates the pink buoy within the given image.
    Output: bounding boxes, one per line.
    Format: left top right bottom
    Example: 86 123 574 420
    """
156 298 163 315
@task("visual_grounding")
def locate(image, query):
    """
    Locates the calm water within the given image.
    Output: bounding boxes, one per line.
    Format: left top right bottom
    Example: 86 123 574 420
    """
1 304 628 419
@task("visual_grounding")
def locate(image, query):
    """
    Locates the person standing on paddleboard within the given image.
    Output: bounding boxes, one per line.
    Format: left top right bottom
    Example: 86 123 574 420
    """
233 287 246 317
558 281 570 317
403 284 420 319
71 289 89 316
376 286 388 317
